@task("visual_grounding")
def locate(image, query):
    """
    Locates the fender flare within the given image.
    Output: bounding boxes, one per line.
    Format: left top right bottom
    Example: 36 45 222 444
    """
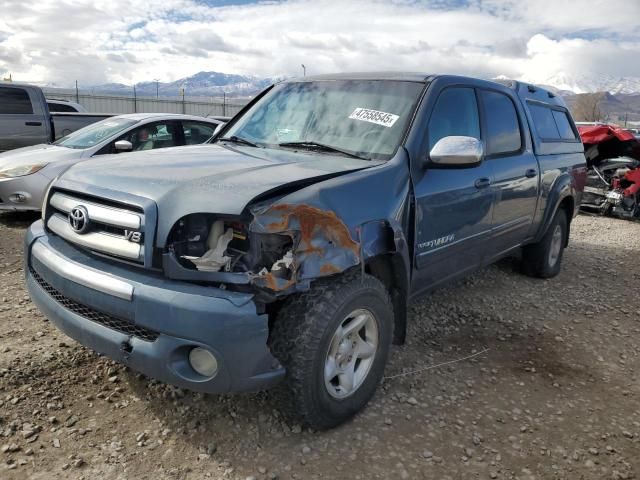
534 175 575 244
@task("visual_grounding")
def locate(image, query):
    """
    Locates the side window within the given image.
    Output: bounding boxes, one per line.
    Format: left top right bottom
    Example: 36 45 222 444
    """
182 121 216 145
48 102 78 113
428 87 480 148
528 104 560 140
119 122 178 151
528 104 578 142
551 110 577 140
0 87 34 114
479 90 521 155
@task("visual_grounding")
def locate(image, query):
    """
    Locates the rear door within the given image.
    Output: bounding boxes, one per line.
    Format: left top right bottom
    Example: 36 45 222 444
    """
0 85 49 151
478 88 539 259
411 85 495 294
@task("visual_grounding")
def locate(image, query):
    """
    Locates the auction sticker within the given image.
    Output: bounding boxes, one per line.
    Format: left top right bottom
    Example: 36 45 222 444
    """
349 108 399 128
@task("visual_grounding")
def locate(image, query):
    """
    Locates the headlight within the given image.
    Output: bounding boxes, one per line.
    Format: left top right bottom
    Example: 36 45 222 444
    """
0 163 48 178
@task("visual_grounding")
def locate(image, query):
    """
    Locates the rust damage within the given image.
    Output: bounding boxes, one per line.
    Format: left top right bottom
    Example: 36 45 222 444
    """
250 203 361 292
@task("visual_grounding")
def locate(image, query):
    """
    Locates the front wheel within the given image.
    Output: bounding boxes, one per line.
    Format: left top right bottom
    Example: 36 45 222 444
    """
269 272 393 430
521 208 568 278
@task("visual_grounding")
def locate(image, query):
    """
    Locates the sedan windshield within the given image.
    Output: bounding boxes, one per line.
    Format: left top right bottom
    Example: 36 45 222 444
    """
54 118 138 149
221 80 424 160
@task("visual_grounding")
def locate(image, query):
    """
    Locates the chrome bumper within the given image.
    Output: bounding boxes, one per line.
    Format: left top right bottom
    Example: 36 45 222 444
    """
31 241 133 301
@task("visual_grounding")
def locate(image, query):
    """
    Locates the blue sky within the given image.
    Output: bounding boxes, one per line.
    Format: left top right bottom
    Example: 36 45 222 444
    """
1 0 639 92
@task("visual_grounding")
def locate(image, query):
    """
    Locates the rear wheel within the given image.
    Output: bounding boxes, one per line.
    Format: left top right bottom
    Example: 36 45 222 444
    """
269 271 393 430
522 208 568 278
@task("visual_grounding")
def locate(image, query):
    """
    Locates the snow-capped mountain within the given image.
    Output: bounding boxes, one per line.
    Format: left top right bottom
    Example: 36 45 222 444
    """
518 73 640 95
88 70 640 97
92 71 278 97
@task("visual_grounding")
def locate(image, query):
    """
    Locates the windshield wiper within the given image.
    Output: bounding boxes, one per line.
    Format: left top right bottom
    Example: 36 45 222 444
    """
219 135 260 148
277 141 369 160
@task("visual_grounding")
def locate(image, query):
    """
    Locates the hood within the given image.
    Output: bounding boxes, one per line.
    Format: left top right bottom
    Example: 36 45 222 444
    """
578 125 640 166
0 144 83 170
58 144 378 242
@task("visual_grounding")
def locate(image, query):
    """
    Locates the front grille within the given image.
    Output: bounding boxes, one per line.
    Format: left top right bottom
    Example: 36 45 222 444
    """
46 190 146 264
30 268 159 342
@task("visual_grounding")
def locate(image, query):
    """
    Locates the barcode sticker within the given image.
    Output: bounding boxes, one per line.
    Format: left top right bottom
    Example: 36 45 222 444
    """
349 108 399 128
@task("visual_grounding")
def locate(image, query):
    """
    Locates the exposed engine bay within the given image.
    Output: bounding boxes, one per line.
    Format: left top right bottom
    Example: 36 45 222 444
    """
163 203 361 296
167 213 295 285
579 125 640 220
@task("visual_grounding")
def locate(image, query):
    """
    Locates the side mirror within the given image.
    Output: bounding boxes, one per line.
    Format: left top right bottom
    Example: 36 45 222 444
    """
428 136 483 167
114 140 133 152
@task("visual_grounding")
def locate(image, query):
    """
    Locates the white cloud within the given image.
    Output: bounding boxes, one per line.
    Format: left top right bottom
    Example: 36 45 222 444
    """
0 0 638 88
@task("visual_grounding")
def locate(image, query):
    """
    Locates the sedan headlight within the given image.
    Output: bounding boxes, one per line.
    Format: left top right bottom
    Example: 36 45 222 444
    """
0 163 48 178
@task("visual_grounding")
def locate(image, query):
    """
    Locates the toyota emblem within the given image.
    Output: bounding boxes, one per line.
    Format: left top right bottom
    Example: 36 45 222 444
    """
69 205 90 234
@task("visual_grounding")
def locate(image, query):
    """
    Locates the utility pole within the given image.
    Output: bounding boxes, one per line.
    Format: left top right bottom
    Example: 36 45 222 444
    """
301 64 306 77
133 84 137 113
180 87 185 114
75 80 79 103
154 79 159 98
223 91 226 116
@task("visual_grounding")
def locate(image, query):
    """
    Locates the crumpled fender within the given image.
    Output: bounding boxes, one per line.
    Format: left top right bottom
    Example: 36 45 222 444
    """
249 203 361 292
247 149 413 295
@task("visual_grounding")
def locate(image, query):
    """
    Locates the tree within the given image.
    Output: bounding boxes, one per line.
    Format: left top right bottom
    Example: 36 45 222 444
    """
572 93 605 122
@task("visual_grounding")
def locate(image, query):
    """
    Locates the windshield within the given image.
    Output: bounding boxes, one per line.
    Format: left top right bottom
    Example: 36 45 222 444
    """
54 118 138 149
221 80 424 160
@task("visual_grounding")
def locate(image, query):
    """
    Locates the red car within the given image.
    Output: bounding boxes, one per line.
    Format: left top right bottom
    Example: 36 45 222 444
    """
579 124 640 219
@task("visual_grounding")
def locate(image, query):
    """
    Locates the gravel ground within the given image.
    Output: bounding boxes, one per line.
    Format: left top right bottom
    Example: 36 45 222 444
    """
0 212 639 480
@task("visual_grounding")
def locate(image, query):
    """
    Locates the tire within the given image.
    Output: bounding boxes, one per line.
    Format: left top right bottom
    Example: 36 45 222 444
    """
521 208 568 278
269 271 393 430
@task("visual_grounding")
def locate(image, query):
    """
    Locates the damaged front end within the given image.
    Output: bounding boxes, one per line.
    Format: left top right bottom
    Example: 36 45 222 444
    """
579 125 640 220
162 203 361 298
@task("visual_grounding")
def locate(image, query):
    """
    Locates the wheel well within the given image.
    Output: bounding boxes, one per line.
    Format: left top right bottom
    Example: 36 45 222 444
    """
365 254 408 345
266 254 409 346
558 197 574 246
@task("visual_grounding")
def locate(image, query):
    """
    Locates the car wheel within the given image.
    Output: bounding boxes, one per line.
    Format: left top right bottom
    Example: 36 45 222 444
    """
269 271 393 430
522 208 568 278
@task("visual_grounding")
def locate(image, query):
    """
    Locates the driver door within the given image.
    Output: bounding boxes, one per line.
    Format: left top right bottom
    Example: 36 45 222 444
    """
95 121 180 155
411 86 495 295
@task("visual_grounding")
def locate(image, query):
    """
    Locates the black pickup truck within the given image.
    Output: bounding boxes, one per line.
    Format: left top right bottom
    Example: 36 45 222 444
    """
25 73 586 429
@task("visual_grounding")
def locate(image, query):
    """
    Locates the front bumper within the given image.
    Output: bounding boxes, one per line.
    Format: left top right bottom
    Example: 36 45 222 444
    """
25 221 284 394
0 173 50 211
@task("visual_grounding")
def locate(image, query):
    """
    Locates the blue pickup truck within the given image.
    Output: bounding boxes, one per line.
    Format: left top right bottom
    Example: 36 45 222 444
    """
24 73 586 429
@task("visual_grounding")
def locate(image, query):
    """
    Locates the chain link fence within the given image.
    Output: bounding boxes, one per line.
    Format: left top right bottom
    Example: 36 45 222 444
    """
42 88 248 117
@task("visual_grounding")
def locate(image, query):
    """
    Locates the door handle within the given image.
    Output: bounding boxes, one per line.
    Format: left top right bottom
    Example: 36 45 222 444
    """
525 168 537 178
474 177 491 189
25 121 42 127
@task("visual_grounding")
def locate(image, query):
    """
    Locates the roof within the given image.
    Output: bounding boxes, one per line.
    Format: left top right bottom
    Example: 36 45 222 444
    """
491 78 568 109
289 72 432 82
285 72 555 96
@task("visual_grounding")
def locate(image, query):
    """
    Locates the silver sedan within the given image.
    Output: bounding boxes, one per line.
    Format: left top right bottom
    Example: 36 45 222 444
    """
0 113 224 211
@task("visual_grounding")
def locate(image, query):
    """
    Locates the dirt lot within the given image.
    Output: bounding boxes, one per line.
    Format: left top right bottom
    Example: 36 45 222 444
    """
0 212 639 480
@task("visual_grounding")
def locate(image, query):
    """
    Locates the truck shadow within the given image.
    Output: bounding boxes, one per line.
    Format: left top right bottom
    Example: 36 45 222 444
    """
118 243 606 445
34 234 631 476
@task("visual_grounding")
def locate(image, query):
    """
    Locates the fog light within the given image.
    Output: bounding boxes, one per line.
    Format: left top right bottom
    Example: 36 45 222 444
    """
9 193 27 204
189 347 218 377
